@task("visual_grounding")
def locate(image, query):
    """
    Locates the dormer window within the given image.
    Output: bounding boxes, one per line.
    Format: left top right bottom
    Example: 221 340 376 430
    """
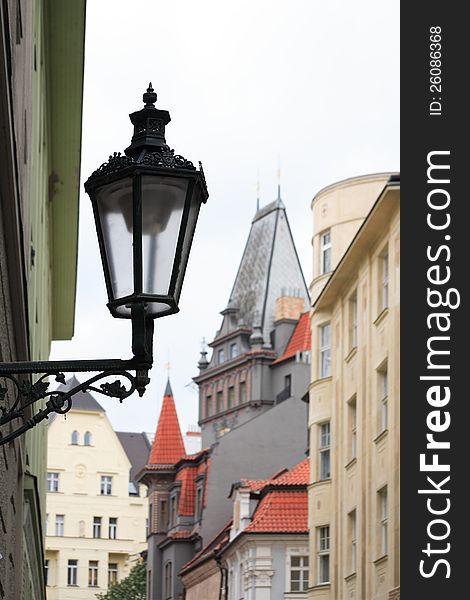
230 343 238 359
218 348 225 364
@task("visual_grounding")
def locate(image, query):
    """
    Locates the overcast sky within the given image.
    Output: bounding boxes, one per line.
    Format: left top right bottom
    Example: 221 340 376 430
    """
50 0 399 440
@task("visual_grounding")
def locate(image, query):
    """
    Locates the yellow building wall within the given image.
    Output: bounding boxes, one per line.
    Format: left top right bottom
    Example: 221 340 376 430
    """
45 408 148 599
308 182 400 600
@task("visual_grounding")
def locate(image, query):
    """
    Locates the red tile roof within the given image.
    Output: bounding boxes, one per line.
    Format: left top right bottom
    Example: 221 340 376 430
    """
244 490 308 533
270 457 310 486
176 465 197 516
239 479 271 492
147 381 186 466
272 312 311 365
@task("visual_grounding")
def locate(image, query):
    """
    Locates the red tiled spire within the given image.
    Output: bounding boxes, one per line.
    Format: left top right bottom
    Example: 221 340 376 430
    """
147 379 186 466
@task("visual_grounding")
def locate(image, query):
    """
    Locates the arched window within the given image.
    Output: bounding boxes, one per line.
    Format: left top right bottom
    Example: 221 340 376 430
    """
71 430 79 445
84 431 92 446
164 562 173 600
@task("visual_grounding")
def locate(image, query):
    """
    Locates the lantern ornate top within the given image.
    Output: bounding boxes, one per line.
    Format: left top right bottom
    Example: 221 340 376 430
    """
143 82 157 108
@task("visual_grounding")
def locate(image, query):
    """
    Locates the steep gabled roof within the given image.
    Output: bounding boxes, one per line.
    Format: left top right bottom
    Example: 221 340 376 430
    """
60 376 105 412
146 379 186 466
222 198 309 343
116 431 151 488
272 312 311 365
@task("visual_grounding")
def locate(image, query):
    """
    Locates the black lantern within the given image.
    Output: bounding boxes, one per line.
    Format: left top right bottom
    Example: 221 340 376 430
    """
85 84 208 319
0 84 208 446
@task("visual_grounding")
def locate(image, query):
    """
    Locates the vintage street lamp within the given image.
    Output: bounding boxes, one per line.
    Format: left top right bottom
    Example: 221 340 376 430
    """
0 84 208 446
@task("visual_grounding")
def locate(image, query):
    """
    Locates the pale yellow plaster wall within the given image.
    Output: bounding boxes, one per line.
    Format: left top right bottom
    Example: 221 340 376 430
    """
308 183 400 600
45 407 148 599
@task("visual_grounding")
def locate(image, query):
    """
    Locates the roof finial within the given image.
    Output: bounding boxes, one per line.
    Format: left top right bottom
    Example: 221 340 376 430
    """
143 82 157 109
277 156 281 201
256 169 260 212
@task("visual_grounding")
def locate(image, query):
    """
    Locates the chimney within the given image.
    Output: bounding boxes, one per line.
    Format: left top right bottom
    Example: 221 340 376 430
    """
275 295 305 322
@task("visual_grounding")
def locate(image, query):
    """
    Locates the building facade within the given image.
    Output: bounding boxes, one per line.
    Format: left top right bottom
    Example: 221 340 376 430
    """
45 379 149 599
307 175 400 599
180 459 310 600
0 2 85 598
141 195 313 600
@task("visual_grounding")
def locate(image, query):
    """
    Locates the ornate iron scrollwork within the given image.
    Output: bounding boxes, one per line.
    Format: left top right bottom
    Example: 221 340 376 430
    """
0 364 150 446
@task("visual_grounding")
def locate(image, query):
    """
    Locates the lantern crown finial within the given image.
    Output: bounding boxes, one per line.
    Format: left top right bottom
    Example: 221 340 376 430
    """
143 83 157 109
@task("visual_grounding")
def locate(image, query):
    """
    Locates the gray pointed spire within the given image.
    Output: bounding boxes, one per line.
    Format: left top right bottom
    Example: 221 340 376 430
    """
164 378 173 396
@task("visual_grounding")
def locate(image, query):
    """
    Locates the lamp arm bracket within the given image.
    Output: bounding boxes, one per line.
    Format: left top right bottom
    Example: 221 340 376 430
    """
0 358 152 446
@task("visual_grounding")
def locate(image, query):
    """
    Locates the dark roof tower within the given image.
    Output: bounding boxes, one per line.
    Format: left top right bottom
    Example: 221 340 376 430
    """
223 197 309 342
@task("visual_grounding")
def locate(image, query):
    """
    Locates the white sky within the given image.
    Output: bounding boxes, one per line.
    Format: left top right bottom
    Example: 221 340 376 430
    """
50 0 399 439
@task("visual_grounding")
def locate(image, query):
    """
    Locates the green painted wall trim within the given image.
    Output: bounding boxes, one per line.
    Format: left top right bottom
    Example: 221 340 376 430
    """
45 0 86 340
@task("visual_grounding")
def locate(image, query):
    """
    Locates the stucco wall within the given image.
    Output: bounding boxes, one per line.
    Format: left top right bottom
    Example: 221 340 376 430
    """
201 395 308 543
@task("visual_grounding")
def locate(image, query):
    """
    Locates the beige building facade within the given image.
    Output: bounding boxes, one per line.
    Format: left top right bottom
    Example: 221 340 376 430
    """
45 382 149 599
307 175 400 599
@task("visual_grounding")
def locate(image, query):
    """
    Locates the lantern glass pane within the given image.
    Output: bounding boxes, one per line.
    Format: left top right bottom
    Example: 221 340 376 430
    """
95 178 134 300
141 175 188 298
173 184 202 302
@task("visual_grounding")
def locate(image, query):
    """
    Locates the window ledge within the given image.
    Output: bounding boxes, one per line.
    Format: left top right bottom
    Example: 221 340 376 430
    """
310 583 331 590
373 307 389 327
344 572 357 582
374 429 388 444
373 554 388 566
308 479 331 490
345 347 357 363
345 457 357 471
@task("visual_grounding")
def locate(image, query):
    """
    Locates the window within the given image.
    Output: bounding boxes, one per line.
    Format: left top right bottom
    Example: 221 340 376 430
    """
47 472 59 493
100 475 113 495
317 526 330 584
44 560 49 586
216 390 224 413
230 343 238 359
349 396 357 460
195 486 203 520
284 374 292 397
71 430 79 445
381 252 389 310
164 561 173 600
378 487 388 556
205 395 212 417
55 515 64 537
218 348 225 364
239 381 246 404
319 422 331 480
93 516 102 538
319 323 331 378
320 230 332 274
67 560 78 586
170 495 178 527
160 499 168 531
290 555 309 592
239 562 244 599
349 510 357 573
88 560 99 587
45 514 49 536
108 563 118 587
84 431 92 446
378 365 388 432
109 517 117 539
227 386 235 408
349 291 358 349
